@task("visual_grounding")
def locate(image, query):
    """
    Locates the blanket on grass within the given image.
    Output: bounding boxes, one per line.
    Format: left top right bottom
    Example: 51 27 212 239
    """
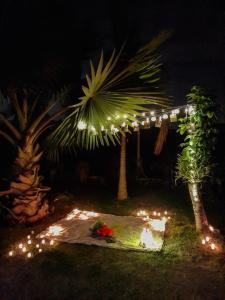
38 209 166 252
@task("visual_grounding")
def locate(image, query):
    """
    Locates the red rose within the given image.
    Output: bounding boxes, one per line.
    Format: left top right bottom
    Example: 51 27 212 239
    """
96 225 113 237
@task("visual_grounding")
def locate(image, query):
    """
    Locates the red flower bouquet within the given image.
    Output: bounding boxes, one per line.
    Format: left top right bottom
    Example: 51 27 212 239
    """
90 221 115 243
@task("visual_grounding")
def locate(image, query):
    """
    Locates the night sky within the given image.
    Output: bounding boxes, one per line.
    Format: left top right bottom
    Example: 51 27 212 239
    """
1 0 225 120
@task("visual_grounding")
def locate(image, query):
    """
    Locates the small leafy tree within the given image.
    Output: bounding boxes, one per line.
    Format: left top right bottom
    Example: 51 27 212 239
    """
176 86 217 232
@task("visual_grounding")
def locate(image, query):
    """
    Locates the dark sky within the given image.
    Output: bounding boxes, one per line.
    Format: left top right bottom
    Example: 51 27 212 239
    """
0 0 225 119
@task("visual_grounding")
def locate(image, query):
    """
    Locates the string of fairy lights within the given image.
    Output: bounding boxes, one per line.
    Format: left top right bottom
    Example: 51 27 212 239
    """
77 104 196 134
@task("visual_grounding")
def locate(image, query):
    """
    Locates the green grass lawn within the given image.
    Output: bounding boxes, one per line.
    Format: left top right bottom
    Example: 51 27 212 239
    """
0 184 225 300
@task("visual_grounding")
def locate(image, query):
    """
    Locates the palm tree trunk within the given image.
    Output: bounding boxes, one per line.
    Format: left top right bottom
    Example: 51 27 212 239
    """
188 182 208 232
136 128 146 179
117 133 128 200
1 136 50 223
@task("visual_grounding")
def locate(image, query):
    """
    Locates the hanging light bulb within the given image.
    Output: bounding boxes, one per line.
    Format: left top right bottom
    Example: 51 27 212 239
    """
162 114 168 120
209 225 214 232
77 121 87 130
210 243 216 250
151 116 156 122
8 251 13 256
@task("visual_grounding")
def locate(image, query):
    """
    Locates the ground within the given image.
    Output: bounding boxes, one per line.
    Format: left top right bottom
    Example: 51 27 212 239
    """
0 183 225 300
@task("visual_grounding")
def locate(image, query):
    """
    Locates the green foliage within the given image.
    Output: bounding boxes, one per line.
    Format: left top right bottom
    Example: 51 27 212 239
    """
51 31 172 150
90 220 105 232
176 86 217 183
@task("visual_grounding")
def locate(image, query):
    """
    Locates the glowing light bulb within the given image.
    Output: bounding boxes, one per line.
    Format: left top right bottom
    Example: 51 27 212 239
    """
209 225 214 232
164 211 168 215
27 235 31 239
36 244 40 248
28 240 32 245
9 251 13 256
162 114 168 119
50 240 54 246
157 212 161 217
18 243 23 249
153 211 157 216
151 116 156 122
39 248 42 253
202 239 206 245
150 111 155 115
210 243 216 250
41 239 45 244
22 247 27 252
205 236 210 242
77 121 87 130
27 252 32 258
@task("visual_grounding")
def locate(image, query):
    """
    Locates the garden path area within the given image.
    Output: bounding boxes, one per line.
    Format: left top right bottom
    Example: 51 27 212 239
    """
0 184 225 300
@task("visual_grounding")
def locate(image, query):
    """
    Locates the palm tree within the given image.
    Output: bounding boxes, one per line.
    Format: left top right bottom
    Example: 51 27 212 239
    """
0 88 67 223
51 31 172 200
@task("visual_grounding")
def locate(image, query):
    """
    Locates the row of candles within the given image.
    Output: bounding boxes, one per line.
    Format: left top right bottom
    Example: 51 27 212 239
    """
8 230 55 258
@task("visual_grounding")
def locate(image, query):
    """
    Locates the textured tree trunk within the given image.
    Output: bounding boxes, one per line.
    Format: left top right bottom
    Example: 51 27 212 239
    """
0 136 50 223
117 133 128 200
136 128 146 179
188 182 208 232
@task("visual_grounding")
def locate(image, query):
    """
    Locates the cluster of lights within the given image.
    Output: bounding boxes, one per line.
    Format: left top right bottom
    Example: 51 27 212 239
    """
77 105 196 133
66 208 99 221
201 225 220 252
137 209 171 221
7 230 55 259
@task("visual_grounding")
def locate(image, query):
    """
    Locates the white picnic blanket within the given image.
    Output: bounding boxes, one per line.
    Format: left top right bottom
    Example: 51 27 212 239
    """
38 209 166 252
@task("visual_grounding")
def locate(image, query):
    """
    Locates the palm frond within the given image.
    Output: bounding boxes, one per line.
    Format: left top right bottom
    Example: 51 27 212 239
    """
52 31 172 150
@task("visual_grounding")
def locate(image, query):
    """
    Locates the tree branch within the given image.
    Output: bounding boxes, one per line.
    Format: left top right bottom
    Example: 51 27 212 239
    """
0 113 21 140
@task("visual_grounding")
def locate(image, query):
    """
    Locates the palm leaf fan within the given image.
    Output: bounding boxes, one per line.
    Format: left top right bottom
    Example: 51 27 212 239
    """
51 30 172 150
